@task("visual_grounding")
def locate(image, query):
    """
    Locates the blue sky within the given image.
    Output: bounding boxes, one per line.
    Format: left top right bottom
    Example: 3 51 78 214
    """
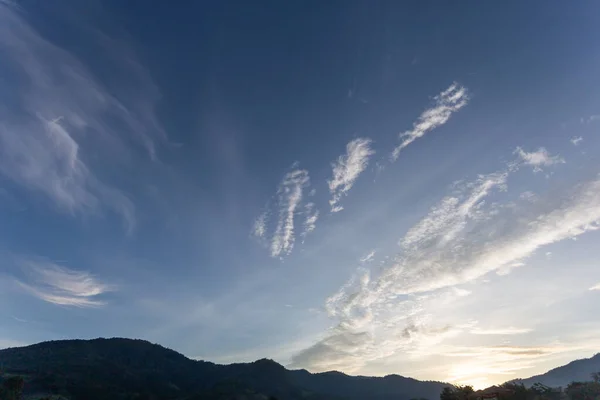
1 0 600 388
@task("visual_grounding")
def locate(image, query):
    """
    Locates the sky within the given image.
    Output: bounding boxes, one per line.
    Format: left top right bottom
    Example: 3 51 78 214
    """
1 0 600 389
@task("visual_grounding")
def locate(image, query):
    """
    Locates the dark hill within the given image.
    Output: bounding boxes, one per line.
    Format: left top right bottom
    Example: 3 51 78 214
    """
0 338 448 400
515 353 600 388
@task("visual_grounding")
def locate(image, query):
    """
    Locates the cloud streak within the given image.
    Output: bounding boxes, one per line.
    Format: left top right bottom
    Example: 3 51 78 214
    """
360 250 376 264
270 169 311 257
581 115 599 125
292 151 600 374
0 116 136 233
470 327 532 335
514 147 565 173
252 166 314 258
329 138 375 212
302 202 319 239
0 2 165 232
392 83 469 160
16 259 113 307
570 136 583 146
442 343 580 388
252 212 267 238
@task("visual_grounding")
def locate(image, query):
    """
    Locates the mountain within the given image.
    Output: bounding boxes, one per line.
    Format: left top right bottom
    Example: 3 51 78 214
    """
515 353 600 388
0 338 448 400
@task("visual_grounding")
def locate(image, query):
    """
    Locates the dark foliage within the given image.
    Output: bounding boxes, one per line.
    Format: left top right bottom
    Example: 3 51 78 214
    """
439 385 473 400
0 338 447 400
0 376 25 400
565 381 600 400
449 375 600 400
289 370 446 400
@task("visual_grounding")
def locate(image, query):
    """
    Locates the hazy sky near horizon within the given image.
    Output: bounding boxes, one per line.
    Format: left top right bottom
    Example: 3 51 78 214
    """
1 0 600 389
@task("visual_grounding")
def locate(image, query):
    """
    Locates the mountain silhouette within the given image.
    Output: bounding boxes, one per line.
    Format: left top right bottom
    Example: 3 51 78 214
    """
515 353 600 388
0 338 447 400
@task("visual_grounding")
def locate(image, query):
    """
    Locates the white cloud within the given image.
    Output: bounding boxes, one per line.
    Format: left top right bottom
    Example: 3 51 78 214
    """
385 173 600 296
589 283 600 291
441 343 579 388
302 202 319 238
329 138 375 212
360 250 376 263
0 2 165 232
269 168 311 257
519 191 537 202
470 327 532 335
392 83 469 160
331 205 345 213
400 171 508 250
291 286 465 373
292 156 600 374
514 147 565 173
252 212 267 238
453 288 472 297
16 259 113 307
496 261 526 276
570 136 583 146
0 116 136 233
252 166 315 257
581 115 599 124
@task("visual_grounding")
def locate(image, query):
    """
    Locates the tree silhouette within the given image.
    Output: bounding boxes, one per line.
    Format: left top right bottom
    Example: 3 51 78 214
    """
1 376 24 400
565 380 600 400
458 385 474 400
440 385 474 400
441 386 457 400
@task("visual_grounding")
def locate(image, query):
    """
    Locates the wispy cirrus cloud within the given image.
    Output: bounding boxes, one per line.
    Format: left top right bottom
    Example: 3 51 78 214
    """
0 2 165 232
514 147 565 173
442 343 580 388
580 115 599 125
252 166 315 258
570 136 583 146
0 116 136 233
252 212 268 238
520 191 538 202
589 283 600 291
360 250 376 264
385 169 600 297
302 202 319 239
16 259 114 307
271 168 311 257
496 261 527 276
290 284 465 373
291 149 600 374
392 83 469 160
470 327 532 335
400 171 508 252
443 344 571 358
329 138 375 212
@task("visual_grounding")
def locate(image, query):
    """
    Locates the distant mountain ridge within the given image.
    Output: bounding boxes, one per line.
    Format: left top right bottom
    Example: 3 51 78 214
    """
0 338 448 400
515 353 600 388
2 338 599 400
